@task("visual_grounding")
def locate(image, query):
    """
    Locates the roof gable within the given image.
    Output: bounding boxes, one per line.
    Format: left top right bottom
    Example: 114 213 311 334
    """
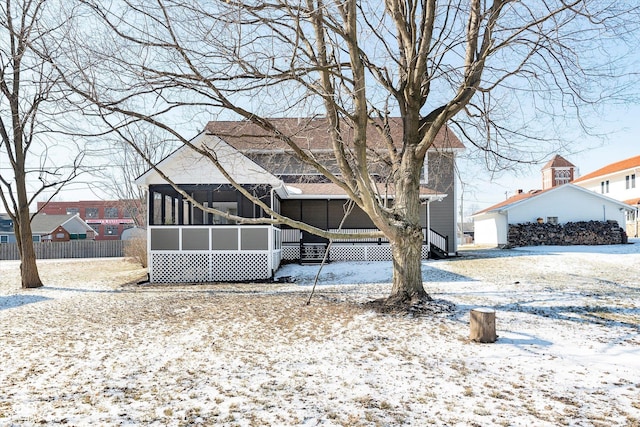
135 132 282 187
474 184 633 216
473 190 542 215
31 213 94 235
542 154 575 169
573 155 640 183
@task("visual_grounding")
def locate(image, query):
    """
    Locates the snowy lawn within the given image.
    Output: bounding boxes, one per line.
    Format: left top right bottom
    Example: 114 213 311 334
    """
0 242 639 426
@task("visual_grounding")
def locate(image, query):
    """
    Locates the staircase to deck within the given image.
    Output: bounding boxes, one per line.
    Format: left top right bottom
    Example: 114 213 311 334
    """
300 243 328 264
428 229 449 259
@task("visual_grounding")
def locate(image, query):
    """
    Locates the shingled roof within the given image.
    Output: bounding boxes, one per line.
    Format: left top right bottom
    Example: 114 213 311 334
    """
542 154 575 169
473 189 543 215
30 214 79 234
205 117 464 151
285 182 445 199
573 155 640 183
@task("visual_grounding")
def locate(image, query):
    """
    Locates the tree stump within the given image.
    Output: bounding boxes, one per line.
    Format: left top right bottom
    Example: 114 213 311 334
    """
470 308 497 343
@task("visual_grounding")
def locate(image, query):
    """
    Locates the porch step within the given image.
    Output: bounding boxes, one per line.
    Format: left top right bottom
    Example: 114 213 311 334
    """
429 243 448 259
301 243 327 264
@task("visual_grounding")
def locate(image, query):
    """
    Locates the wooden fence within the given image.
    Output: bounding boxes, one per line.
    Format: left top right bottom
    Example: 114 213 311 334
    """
0 240 126 261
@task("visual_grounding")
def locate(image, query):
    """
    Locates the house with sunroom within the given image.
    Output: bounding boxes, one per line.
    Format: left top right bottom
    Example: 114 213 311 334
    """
135 117 464 283
572 155 640 237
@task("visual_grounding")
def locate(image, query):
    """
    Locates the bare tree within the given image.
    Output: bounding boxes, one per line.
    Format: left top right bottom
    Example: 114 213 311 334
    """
89 123 177 227
60 0 639 305
0 0 85 288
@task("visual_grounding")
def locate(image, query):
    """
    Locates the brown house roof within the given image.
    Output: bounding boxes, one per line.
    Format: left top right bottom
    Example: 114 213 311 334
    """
205 117 464 152
624 197 640 206
473 189 544 215
573 155 640 183
542 154 575 169
287 182 444 198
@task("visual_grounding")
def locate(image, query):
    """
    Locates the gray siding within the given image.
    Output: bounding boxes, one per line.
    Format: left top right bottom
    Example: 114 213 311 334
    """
425 151 456 252
328 201 373 229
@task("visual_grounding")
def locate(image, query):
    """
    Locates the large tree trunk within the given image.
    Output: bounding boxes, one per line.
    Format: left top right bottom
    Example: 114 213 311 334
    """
15 201 43 289
388 225 429 304
18 232 43 289
384 143 431 305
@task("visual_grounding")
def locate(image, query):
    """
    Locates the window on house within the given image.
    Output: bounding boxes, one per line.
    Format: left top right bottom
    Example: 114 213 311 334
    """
104 207 119 218
554 169 571 185
66 208 79 215
32 235 40 242
89 224 100 234
631 174 636 189
105 225 119 236
123 207 137 218
86 207 99 218
547 216 558 225
626 210 636 222
601 180 609 193
1 235 7 243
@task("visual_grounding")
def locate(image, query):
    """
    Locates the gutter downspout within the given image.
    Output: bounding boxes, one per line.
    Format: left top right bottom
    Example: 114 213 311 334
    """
426 199 431 251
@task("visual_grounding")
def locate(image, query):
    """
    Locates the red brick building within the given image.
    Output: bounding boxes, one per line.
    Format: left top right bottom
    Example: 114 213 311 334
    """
37 200 144 240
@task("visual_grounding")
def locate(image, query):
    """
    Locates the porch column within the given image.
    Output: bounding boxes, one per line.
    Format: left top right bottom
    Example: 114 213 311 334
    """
178 194 184 225
148 189 155 226
170 196 176 225
207 189 213 225
161 193 167 225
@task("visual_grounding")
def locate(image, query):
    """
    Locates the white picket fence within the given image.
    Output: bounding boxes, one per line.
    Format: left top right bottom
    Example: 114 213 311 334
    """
0 240 126 260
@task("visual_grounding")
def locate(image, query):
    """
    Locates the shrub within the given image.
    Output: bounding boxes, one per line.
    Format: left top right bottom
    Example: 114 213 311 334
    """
124 237 148 268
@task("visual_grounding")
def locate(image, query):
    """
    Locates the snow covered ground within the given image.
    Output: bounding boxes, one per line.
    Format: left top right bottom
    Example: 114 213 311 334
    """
0 242 639 426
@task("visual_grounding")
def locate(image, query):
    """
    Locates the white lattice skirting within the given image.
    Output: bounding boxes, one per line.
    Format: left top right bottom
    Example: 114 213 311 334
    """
282 246 300 260
151 252 271 283
283 244 430 261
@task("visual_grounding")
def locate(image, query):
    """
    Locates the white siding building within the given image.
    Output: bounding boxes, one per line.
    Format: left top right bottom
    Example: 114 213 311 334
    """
473 184 633 246
572 155 640 236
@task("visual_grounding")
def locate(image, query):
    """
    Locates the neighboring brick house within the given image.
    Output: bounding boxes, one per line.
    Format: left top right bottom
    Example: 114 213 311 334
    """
0 213 16 243
37 200 144 240
572 155 640 237
1 213 96 243
31 214 97 242
135 117 464 283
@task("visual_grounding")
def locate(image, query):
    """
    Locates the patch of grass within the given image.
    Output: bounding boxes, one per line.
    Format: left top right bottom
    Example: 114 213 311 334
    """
450 361 470 376
489 390 510 400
